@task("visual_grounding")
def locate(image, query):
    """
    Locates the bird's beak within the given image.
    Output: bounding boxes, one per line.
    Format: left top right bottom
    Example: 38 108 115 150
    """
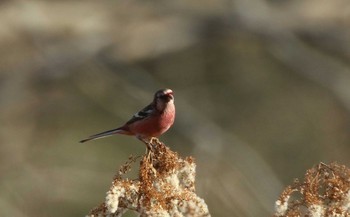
167 93 174 100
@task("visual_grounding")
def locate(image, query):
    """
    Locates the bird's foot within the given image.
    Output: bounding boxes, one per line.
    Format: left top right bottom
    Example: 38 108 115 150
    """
149 137 161 145
135 137 158 175
137 136 159 168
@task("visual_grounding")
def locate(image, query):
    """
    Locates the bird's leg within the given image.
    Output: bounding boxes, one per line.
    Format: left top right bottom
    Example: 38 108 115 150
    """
136 136 157 175
149 137 161 145
137 136 154 162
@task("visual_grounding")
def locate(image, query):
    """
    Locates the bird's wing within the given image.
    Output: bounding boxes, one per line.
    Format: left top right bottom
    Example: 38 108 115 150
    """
125 103 154 125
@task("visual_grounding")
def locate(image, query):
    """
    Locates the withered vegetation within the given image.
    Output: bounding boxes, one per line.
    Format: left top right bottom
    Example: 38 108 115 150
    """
274 162 350 217
87 140 210 217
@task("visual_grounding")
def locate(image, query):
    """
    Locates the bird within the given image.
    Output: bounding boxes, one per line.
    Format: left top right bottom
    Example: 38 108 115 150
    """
80 89 175 150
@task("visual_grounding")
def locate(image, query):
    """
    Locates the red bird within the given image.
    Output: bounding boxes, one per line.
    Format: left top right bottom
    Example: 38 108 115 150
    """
80 89 175 148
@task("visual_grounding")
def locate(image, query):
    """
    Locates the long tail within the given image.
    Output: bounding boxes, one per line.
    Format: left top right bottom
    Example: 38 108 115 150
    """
80 127 130 143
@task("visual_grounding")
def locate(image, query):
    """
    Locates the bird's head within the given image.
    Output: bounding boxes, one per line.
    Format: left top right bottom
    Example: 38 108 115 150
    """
154 89 174 111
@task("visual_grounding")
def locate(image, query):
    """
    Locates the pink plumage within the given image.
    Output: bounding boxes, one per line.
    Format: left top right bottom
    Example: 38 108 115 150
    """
80 89 175 144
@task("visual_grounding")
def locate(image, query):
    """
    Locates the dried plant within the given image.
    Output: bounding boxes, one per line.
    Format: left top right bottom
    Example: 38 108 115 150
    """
86 140 210 217
274 162 350 217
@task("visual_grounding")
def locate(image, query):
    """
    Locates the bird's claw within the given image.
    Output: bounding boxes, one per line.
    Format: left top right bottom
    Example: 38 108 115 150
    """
139 137 161 166
149 137 160 144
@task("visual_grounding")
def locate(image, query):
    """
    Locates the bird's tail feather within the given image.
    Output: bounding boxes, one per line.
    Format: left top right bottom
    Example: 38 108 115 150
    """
80 127 129 143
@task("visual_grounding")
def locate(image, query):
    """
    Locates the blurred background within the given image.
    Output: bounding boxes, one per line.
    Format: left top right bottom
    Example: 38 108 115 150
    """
1 0 350 216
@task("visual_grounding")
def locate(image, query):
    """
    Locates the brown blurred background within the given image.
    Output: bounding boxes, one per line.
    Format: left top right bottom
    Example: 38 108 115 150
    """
1 0 350 216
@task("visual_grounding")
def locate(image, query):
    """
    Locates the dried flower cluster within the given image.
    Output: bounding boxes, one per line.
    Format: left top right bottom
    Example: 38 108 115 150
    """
87 140 210 217
274 162 350 217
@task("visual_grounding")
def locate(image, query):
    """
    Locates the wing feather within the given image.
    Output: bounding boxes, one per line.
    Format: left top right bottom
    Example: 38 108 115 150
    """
125 103 153 125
